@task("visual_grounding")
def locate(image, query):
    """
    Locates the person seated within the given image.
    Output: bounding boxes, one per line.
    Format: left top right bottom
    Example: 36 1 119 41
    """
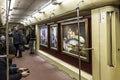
0 44 30 80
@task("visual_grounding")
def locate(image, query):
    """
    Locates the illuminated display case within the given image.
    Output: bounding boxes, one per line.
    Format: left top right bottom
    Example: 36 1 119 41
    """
40 26 48 47
61 19 89 62
50 24 58 50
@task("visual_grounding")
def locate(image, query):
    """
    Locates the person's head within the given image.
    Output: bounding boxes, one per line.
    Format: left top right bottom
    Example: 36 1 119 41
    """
19 30 23 34
8 44 16 59
1 35 5 41
14 26 18 31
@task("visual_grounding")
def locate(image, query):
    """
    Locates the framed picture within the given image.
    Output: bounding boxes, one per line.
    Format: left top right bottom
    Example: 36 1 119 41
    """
61 19 89 62
50 24 58 50
40 26 48 47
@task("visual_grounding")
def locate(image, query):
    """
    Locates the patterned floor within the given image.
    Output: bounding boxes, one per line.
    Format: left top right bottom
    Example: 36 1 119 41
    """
13 50 73 80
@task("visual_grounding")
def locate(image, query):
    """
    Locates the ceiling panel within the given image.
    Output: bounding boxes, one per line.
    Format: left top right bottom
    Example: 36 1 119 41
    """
10 0 50 22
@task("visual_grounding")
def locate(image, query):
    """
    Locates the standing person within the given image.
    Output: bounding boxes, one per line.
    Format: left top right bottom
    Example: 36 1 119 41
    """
29 27 36 54
0 44 30 80
9 29 14 44
0 35 6 55
19 30 26 51
12 26 23 58
0 35 6 44
0 35 6 48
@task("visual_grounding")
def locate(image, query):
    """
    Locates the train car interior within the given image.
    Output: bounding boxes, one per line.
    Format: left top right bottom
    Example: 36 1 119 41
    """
0 0 120 80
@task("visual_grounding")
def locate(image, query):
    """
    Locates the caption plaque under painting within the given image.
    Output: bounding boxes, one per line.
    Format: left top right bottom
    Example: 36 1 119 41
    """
62 19 89 62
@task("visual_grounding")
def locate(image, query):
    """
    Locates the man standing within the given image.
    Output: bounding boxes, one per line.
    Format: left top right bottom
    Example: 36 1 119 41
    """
12 26 23 58
29 27 36 54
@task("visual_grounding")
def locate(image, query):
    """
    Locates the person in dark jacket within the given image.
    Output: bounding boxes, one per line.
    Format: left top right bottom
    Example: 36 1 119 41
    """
0 44 30 80
12 26 23 58
29 27 36 54
19 30 26 51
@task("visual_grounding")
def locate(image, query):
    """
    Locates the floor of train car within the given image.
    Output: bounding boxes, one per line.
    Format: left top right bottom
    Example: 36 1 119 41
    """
13 50 73 80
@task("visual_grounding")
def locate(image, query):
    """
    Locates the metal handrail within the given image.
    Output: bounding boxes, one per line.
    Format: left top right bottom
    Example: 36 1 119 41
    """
80 48 94 51
0 55 7 58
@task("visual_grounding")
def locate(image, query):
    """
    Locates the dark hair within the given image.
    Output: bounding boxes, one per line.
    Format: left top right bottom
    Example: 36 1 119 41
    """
0 43 16 55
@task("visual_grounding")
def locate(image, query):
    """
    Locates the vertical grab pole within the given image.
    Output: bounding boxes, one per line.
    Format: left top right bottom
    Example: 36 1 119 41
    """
6 0 11 80
76 6 81 80
108 11 114 67
6 0 9 80
77 7 81 80
76 0 84 80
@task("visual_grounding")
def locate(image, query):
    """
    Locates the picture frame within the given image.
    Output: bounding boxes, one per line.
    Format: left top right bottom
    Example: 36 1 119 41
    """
40 26 48 47
50 24 58 50
61 19 89 62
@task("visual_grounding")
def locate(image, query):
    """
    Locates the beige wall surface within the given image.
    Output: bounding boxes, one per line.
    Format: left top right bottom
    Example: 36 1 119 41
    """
92 8 101 80
92 6 120 80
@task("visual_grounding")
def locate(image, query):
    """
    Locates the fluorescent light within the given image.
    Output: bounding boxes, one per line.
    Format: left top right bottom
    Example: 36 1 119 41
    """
33 12 39 17
24 20 27 23
9 10 12 15
40 0 64 12
28 17 32 21
56 0 64 3
20 22 24 25
41 4 55 12
8 0 15 16
33 12 42 19
10 0 15 10
38 11 45 14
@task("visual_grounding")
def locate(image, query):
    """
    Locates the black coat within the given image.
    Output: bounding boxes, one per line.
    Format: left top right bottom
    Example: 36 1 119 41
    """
0 58 22 80
13 30 23 45
29 29 36 41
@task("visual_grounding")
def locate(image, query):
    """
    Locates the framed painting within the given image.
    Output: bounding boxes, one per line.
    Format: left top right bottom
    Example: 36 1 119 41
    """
61 19 89 62
40 26 48 47
50 24 58 50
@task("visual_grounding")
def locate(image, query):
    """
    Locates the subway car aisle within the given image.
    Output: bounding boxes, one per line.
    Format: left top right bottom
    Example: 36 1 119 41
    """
13 50 73 80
